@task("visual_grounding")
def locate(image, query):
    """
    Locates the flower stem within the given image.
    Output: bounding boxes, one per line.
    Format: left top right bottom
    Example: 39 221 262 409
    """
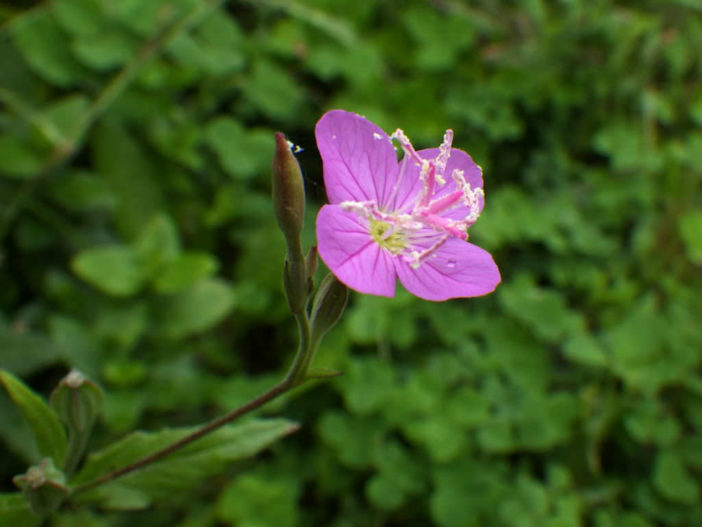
283 312 312 386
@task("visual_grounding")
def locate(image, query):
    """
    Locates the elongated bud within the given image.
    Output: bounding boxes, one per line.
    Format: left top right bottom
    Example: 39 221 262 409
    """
310 274 348 343
272 132 305 244
50 370 103 474
13 458 68 516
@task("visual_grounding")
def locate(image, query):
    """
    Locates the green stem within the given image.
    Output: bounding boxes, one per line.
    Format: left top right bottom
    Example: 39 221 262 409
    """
283 312 312 386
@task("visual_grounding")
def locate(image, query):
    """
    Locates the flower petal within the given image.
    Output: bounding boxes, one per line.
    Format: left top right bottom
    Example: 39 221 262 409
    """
393 147 484 218
316 204 396 297
394 237 500 301
315 110 399 206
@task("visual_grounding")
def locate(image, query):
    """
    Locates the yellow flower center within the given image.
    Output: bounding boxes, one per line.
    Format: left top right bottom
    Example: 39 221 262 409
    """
369 218 406 254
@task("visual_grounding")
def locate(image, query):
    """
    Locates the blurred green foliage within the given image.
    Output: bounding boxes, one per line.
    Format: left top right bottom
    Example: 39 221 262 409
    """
1 0 701 525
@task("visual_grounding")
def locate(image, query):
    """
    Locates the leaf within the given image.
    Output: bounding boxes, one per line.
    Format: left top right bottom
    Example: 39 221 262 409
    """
563 333 608 368
340 357 396 415
203 118 274 180
92 122 164 238
71 245 144 297
0 370 67 465
47 170 117 212
41 94 90 143
678 209 702 265
652 450 699 504
0 493 41 527
72 27 138 70
0 328 64 377
155 278 236 338
217 473 299 527
499 274 584 343
167 13 245 76
10 10 85 86
133 213 181 277
152 253 219 293
0 135 44 179
53 0 105 38
242 60 305 123
71 419 298 509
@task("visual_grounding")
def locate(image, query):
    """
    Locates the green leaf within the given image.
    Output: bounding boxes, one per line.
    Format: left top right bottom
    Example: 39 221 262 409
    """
562 333 608 368
41 94 89 143
133 213 181 277
242 60 305 123
71 245 144 297
53 0 105 38
0 370 67 466
366 475 406 511
92 122 164 238
678 209 702 264
340 357 396 415
155 278 236 338
317 411 381 469
47 170 117 212
71 419 297 509
217 473 299 527
652 450 699 504
0 135 44 179
72 27 137 70
152 253 218 293
10 10 85 86
0 328 64 377
203 118 274 180
499 274 584 343
0 493 41 527
167 13 245 76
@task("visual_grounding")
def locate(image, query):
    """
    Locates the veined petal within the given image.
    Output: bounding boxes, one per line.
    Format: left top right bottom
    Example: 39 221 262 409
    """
316 204 397 297
315 110 399 206
394 237 500 301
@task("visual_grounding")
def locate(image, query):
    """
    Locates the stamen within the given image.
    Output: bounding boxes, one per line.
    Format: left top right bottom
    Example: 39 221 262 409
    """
391 129 425 166
435 129 453 185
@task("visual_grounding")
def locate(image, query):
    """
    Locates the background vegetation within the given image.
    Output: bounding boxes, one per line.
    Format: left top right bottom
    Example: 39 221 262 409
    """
1 0 701 525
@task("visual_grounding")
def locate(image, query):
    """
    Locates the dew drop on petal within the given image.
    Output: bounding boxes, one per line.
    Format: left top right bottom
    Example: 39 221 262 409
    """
373 132 383 140
447 259 457 268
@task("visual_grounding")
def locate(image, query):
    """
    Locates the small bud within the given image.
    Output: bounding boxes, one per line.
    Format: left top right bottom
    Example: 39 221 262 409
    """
310 274 348 343
50 369 103 474
13 458 68 516
272 132 305 244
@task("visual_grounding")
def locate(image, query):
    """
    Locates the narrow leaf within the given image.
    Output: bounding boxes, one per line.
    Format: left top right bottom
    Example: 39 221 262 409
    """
71 418 297 509
0 371 67 466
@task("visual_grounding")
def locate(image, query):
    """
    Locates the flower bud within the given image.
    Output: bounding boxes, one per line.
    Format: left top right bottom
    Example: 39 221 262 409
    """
310 274 348 343
13 458 68 516
50 370 103 474
272 132 305 244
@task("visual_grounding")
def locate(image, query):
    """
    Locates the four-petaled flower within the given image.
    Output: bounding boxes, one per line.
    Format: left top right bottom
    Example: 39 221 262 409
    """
315 110 501 301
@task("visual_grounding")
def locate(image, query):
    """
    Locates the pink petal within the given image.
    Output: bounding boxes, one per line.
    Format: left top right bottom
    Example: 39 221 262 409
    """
393 147 484 218
394 237 500 301
316 204 396 297
315 110 399 206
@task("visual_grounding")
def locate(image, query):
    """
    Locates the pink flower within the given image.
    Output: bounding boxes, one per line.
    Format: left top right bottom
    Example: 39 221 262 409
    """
315 110 501 301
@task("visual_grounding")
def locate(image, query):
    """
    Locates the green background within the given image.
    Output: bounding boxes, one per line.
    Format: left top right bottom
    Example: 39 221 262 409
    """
1 0 701 525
